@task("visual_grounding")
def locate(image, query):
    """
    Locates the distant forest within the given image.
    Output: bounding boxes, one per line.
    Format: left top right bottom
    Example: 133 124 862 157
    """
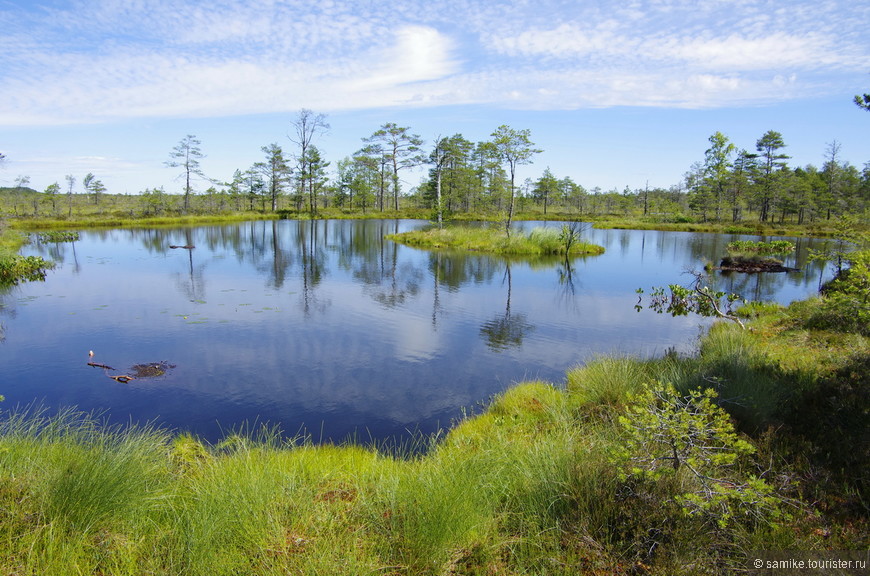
1 118 868 224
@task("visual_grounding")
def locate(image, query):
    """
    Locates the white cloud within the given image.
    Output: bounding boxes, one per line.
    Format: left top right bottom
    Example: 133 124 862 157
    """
487 22 858 73
0 0 867 125
344 25 459 92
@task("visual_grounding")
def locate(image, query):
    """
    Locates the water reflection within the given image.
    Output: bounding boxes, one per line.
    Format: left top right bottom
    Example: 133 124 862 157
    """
7 220 837 444
480 263 536 351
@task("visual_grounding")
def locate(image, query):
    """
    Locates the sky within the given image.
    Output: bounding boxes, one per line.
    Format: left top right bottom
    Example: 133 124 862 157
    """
1 0 869 196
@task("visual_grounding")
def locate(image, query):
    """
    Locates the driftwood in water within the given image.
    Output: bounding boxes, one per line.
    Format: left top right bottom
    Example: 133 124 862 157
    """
88 361 115 370
169 245 195 249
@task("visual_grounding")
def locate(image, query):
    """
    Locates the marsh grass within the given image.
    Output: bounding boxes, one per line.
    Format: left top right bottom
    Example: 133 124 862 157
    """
566 355 656 412
387 225 605 257
11 212 279 232
0 407 173 574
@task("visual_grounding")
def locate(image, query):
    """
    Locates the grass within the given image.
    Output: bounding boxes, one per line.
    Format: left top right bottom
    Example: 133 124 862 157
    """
9 212 281 231
386 224 606 257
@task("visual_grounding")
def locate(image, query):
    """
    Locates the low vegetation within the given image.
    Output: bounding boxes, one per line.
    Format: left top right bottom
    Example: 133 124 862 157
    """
34 230 80 243
0 224 54 285
725 240 794 257
0 250 866 575
386 223 605 257
2 182 866 240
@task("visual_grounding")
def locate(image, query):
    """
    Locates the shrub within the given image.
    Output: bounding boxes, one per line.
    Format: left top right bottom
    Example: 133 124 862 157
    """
612 382 784 530
810 250 870 335
0 254 55 284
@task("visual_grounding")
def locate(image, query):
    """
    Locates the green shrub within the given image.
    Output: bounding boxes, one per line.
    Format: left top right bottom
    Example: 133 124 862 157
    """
0 254 54 284
808 250 870 335
612 382 784 530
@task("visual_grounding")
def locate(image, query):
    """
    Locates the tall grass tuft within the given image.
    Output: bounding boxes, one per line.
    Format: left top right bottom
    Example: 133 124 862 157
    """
693 323 783 429
0 407 171 536
566 355 652 413
0 407 173 574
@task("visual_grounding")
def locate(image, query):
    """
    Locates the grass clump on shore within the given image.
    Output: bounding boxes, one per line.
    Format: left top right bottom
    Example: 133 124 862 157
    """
387 224 605 257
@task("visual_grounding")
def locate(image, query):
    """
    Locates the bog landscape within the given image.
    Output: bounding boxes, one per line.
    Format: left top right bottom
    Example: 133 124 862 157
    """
0 117 868 575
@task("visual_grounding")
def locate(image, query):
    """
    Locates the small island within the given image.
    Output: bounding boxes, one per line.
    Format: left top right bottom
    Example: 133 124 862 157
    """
386 224 605 257
707 239 798 273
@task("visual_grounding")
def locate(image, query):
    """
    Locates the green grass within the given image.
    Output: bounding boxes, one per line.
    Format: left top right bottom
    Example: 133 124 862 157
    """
387 224 606 256
726 240 795 256
9 212 281 231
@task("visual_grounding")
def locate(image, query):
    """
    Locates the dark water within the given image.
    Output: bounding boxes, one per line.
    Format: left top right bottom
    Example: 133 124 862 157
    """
1 220 832 444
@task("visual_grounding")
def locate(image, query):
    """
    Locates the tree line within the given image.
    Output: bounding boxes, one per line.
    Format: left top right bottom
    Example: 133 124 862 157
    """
3 104 868 224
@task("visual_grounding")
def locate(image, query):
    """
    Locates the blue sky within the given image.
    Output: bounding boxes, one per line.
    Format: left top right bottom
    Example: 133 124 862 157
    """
1 0 868 196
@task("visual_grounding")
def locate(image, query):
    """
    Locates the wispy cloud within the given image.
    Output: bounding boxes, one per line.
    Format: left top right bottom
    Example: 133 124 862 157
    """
1 0 866 125
492 24 856 72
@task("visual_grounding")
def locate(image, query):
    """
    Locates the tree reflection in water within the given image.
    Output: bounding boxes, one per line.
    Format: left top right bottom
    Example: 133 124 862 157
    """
480 263 535 351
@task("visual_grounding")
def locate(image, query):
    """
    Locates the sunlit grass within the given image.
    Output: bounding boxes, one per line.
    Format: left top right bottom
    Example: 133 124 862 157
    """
387 225 605 256
566 355 661 413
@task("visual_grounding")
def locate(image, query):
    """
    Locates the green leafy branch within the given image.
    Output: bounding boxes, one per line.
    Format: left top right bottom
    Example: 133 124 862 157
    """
636 270 746 328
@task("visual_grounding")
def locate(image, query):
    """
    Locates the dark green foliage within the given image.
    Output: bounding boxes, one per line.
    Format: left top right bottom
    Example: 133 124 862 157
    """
780 355 870 497
810 250 870 335
0 254 54 284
